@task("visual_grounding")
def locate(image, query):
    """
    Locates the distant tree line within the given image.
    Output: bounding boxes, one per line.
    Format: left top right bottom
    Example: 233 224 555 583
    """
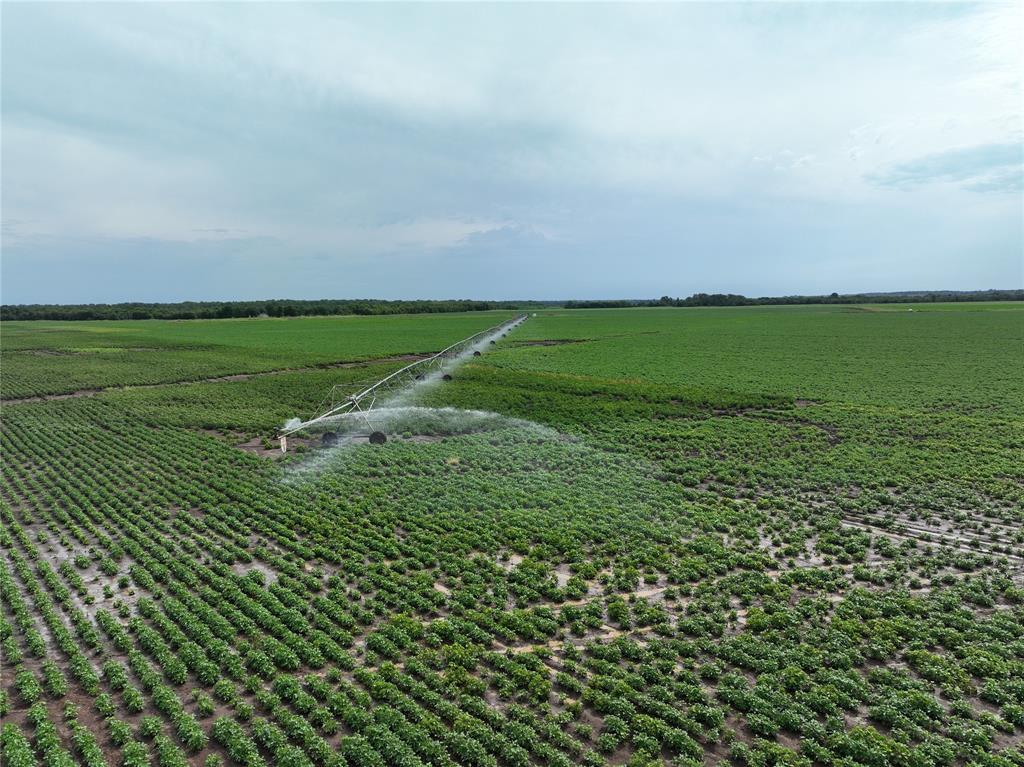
0 299 551 322
3 289 1020 321
564 289 1024 309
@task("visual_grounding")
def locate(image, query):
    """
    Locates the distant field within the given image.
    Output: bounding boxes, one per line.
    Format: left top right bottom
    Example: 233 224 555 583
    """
0 312 515 399
2 303 1023 767
494 303 1024 414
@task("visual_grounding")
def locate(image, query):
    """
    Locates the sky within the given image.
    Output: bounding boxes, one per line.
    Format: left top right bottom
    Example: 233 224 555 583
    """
2 2 1022 304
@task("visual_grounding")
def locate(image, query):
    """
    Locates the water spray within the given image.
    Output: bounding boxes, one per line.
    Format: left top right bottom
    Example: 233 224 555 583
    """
279 314 527 451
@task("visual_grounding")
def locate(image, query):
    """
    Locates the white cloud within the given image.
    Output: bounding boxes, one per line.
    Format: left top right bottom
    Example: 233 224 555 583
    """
1 120 253 241
10 2 1021 201
1 2 1020 301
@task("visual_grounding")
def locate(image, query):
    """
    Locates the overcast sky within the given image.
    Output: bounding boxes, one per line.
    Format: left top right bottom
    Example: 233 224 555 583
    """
2 2 1021 304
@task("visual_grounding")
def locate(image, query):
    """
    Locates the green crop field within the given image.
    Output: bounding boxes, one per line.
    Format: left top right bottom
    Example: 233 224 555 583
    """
0 312 516 400
2 303 1023 767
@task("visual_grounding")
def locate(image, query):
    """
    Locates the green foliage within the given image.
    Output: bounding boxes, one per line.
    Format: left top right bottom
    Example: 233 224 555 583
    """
0 304 1021 767
2 312 516 398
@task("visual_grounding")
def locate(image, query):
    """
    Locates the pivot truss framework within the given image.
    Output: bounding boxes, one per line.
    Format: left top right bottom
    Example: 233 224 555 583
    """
278 314 528 447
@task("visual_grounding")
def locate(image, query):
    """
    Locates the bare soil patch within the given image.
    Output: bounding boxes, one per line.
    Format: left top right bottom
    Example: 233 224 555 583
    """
232 560 278 583
236 436 293 459
840 519 1024 563
496 552 526 571
553 563 572 588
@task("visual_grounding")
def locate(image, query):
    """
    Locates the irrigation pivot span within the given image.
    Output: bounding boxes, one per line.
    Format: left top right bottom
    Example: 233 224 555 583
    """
278 314 527 449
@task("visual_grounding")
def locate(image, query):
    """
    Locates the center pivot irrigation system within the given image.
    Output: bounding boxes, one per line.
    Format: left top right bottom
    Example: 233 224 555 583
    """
278 314 528 451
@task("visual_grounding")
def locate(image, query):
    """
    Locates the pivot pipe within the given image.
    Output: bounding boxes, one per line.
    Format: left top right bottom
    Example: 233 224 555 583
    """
279 314 527 447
